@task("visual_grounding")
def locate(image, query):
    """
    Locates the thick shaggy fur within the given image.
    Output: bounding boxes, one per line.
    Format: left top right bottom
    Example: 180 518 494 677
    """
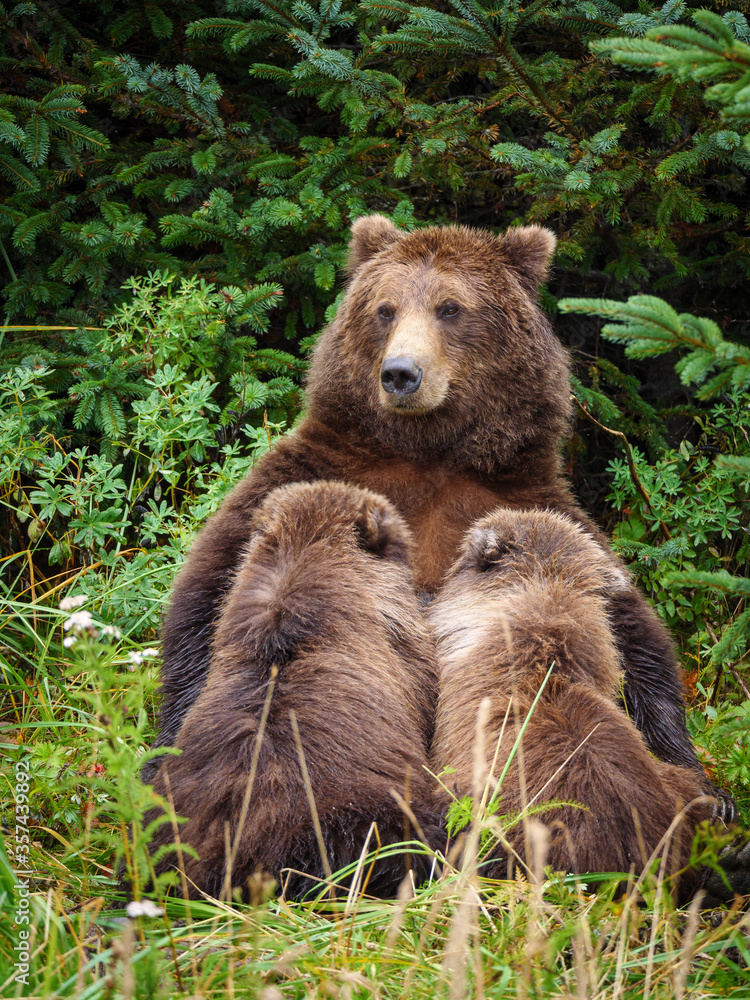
146 482 442 899
429 508 714 897
149 216 733 823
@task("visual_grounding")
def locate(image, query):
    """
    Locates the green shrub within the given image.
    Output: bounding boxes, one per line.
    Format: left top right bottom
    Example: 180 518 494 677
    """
0 269 300 647
561 292 750 809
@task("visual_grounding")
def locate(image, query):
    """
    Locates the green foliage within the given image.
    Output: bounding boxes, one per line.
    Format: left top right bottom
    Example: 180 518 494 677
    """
594 9 750 122
0 271 297 643
1 0 749 335
561 294 749 783
7 605 166 885
602 399 748 621
689 698 750 803
561 293 750 398
2 268 296 447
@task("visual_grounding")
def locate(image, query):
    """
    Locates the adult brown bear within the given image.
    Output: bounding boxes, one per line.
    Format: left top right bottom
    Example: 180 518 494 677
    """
428 507 714 900
145 481 442 899
147 215 734 823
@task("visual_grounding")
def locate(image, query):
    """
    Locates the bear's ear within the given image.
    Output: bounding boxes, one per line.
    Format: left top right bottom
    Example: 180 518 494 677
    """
469 526 519 572
347 214 401 276
354 497 410 560
497 226 556 293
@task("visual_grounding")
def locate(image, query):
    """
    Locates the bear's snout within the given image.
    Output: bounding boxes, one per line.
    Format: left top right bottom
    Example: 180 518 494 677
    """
380 355 423 398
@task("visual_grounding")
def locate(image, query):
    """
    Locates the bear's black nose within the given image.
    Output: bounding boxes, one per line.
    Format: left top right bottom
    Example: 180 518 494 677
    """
380 356 423 397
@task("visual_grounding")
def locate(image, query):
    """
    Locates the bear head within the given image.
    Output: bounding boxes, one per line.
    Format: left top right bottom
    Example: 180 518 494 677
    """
213 481 416 674
459 507 629 597
430 508 628 695
306 216 572 477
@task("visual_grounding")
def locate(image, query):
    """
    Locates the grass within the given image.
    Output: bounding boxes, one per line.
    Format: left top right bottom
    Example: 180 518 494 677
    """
3 827 750 998
2 518 750 999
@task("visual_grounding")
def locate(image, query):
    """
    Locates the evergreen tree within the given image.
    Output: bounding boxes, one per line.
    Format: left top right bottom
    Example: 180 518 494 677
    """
0 1 748 333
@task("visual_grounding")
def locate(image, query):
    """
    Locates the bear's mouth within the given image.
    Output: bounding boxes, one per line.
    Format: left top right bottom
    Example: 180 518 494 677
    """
380 394 439 416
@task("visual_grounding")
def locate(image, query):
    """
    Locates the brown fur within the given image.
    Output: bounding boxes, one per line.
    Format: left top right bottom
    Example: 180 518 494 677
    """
429 508 714 897
311 217 570 478
146 482 442 900
150 215 733 827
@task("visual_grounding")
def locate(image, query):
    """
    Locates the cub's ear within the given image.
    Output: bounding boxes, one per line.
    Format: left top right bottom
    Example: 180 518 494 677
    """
497 225 556 293
354 497 411 561
468 526 518 571
347 214 401 276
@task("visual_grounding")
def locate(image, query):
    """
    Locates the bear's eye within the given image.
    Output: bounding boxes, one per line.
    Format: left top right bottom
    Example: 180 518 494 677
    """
378 305 395 322
439 303 461 319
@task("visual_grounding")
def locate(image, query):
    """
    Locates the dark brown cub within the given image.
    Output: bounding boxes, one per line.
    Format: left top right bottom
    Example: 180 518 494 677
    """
146 481 442 900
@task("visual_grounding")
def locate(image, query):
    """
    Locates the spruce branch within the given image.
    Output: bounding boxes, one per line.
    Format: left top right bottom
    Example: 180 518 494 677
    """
592 10 750 121
560 296 750 398
665 569 750 598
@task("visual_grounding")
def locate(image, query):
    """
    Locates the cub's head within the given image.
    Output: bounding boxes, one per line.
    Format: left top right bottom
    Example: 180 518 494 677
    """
214 482 416 673
454 507 629 597
248 480 413 565
306 216 571 475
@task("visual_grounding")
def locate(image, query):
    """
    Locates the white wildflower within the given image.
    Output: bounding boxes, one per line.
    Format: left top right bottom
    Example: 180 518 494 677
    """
63 636 78 649
59 594 86 612
63 610 94 633
125 900 163 919
100 624 122 639
127 647 159 668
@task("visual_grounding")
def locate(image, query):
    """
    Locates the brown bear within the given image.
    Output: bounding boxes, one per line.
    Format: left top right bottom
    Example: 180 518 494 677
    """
428 507 714 897
148 215 734 823
145 481 443 900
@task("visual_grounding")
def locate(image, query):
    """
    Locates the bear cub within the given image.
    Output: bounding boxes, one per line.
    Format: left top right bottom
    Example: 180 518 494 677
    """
428 507 714 897
146 481 442 900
